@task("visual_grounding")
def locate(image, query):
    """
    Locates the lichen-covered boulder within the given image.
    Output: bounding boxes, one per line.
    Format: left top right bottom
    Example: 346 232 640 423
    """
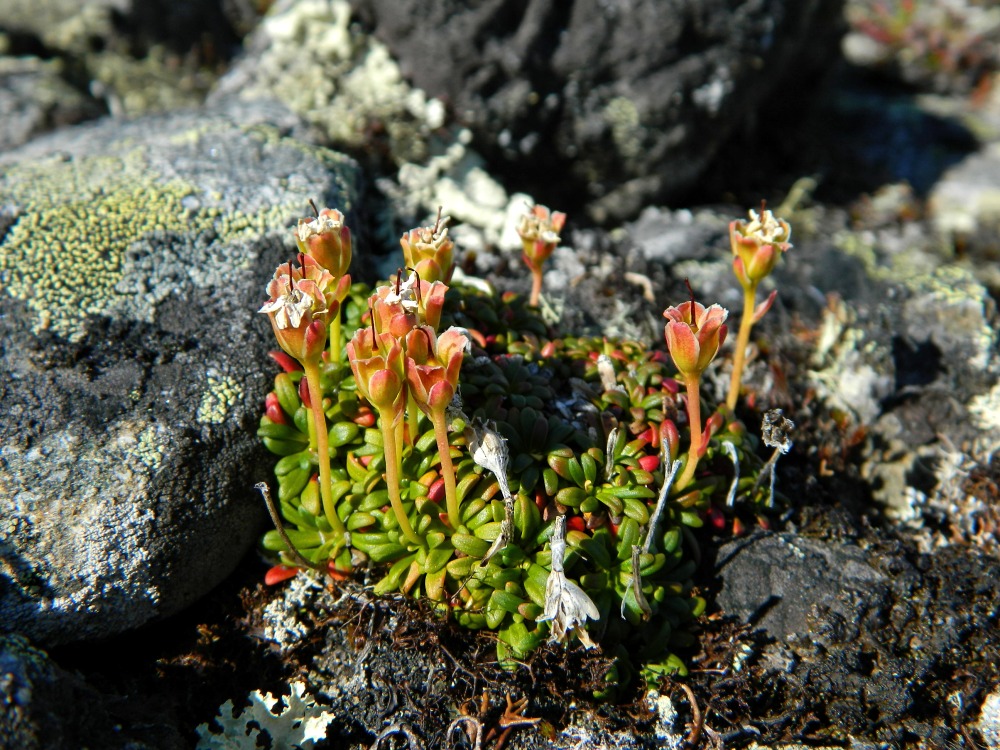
346 0 845 222
0 102 360 645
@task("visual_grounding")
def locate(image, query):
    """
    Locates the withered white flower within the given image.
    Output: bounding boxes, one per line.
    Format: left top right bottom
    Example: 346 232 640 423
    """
480 496 514 568
258 288 315 330
296 211 343 243
596 354 618 392
744 207 790 245
383 270 420 313
538 515 600 648
755 409 795 507
469 423 511 501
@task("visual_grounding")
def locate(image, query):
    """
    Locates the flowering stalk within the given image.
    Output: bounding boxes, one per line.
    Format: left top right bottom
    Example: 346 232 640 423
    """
725 204 791 411
516 204 566 307
259 259 349 544
663 292 728 489
347 325 423 548
405 325 468 528
303 361 342 534
295 205 353 366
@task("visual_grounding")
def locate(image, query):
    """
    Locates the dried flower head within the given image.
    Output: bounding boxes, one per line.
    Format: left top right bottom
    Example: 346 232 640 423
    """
538 515 599 648
400 211 455 283
259 258 335 363
516 204 566 273
730 205 792 287
295 206 352 277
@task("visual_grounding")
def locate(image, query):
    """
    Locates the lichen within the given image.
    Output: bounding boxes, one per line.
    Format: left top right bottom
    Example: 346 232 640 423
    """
0 124 354 340
196 681 333 750
216 0 444 164
198 372 244 425
605 96 645 163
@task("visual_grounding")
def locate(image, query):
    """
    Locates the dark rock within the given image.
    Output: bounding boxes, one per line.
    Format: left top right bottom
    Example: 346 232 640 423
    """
714 532 1000 742
0 102 360 645
0 633 182 750
0 0 241 59
347 0 846 222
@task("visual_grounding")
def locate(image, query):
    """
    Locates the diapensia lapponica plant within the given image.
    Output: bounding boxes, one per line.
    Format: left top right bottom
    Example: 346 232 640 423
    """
256 202 793 688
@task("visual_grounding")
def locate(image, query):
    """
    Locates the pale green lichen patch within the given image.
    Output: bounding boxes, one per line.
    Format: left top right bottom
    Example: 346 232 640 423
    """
605 96 645 163
197 372 243 425
134 425 167 471
214 0 443 165
903 265 997 373
112 421 168 472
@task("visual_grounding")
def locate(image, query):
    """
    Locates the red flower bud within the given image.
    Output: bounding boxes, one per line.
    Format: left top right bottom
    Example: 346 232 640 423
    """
295 207 352 277
663 301 728 377
265 392 287 425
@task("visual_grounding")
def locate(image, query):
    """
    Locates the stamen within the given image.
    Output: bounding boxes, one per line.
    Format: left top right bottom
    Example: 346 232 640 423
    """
684 278 697 327
407 267 423 308
308 198 319 218
433 205 443 235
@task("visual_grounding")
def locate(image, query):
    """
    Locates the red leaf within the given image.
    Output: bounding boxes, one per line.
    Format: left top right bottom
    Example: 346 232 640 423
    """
264 564 299 585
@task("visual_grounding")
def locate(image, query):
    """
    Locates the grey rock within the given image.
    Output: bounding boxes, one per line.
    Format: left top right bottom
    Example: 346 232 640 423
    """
928 141 1000 291
626 207 727 266
0 102 360 645
715 533 890 642
715 532 1000 740
0 56 103 150
347 0 846 222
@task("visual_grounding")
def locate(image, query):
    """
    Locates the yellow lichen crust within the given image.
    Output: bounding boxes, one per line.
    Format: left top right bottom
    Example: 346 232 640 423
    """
197 372 244 425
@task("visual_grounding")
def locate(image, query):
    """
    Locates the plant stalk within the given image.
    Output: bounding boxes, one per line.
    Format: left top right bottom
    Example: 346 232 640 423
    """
726 283 758 411
379 413 423 547
430 408 460 528
303 362 348 540
676 373 704 490
529 270 543 307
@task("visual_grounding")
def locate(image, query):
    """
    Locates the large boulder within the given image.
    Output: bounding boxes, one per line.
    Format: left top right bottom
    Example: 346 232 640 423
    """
347 0 846 221
0 101 360 645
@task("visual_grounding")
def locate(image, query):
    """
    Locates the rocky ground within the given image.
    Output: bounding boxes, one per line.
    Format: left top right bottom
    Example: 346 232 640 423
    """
2 1 1000 749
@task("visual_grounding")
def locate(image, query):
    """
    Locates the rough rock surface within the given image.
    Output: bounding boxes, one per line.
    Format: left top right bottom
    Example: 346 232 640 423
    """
209 0 446 165
347 0 846 222
0 634 178 750
714 532 1000 744
0 57 103 151
0 102 360 645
